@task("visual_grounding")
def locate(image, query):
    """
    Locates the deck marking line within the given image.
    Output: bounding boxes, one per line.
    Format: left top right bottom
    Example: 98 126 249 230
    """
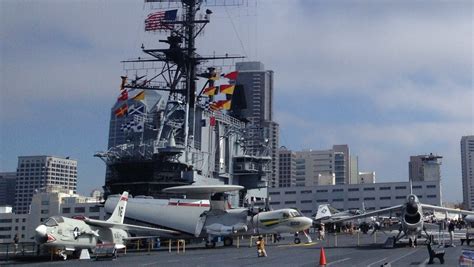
388 248 420 264
367 257 388 267
327 257 351 266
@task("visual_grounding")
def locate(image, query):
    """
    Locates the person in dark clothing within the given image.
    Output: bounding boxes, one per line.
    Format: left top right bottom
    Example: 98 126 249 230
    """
13 233 19 254
448 220 455 247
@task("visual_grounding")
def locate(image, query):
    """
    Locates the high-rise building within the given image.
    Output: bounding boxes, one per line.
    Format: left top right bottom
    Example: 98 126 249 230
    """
409 154 442 182
234 61 279 188
461 136 474 210
278 147 296 187
14 156 77 214
0 172 16 207
293 145 352 187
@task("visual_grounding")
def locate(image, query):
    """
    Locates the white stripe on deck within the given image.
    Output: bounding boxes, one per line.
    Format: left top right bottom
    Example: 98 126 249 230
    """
388 248 421 264
367 257 388 267
327 257 351 266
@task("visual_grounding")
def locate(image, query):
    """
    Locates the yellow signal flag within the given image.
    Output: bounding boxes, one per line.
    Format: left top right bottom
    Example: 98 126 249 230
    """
219 84 235 95
133 90 145 101
221 99 232 110
203 86 217 96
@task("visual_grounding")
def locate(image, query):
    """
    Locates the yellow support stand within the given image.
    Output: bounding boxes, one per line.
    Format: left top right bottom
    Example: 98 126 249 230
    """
177 239 185 254
168 239 172 253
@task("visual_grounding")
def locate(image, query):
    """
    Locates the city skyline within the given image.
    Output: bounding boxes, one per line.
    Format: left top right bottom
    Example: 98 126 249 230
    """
1 1 472 202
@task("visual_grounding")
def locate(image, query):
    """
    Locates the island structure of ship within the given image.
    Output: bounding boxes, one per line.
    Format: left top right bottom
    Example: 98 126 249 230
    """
95 0 271 206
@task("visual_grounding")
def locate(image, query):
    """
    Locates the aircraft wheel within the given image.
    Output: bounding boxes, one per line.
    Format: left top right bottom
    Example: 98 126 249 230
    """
294 238 301 244
205 242 216 249
223 237 233 247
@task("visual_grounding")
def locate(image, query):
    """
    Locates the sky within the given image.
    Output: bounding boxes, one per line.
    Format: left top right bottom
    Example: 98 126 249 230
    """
1 0 472 202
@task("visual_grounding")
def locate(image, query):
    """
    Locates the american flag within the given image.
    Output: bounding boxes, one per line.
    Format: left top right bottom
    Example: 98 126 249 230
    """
145 9 178 31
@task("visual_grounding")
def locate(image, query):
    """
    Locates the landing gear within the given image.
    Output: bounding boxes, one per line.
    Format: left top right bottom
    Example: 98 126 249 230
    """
408 238 417 248
205 241 216 249
58 250 67 260
223 237 233 247
294 237 301 244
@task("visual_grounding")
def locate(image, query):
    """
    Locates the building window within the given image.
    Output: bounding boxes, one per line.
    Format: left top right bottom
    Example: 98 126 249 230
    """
427 185 436 189
363 187 375 191
316 190 328 193
301 210 312 214
348 198 359 201
301 200 312 204
332 199 343 202
269 192 280 195
62 208 71 214
427 195 437 198
364 197 375 201
41 210 48 214
89 206 100 213
285 191 296 195
285 201 296 204
380 197 391 200
348 188 359 192
74 207 85 213
301 190 312 194
332 189 343 192
269 202 280 205
395 186 407 190
395 196 405 199
316 199 328 203
413 185 422 189
379 187 391 190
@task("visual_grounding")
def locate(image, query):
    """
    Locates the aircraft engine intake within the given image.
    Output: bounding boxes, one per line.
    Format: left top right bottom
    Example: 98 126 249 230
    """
406 202 418 215
404 212 421 224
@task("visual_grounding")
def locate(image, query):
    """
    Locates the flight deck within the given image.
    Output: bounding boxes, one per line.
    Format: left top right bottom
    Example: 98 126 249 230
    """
3 230 468 266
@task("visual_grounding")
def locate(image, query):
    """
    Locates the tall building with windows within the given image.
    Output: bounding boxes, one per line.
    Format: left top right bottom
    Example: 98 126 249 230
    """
409 154 442 182
278 147 296 187
0 172 16 207
14 156 77 214
461 136 474 210
293 145 352 187
234 61 279 188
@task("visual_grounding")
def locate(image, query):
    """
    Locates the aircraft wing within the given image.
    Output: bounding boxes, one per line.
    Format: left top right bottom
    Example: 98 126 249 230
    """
421 204 474 216
84 218 181 237
332 205 404 223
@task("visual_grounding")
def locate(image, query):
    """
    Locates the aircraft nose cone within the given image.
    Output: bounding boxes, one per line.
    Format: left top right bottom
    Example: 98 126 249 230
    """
302 217 313 229
35 225 47 243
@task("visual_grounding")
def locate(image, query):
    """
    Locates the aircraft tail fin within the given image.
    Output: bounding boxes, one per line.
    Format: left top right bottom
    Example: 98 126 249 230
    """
315 204 331 221
107 191 128 224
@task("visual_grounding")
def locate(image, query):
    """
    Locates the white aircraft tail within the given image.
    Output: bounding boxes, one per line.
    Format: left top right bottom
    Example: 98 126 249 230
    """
107 191 128 224
315 204 332 221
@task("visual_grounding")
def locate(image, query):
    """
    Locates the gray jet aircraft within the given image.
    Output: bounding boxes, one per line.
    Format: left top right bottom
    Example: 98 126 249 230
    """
35 191 179 260
333 191 474 247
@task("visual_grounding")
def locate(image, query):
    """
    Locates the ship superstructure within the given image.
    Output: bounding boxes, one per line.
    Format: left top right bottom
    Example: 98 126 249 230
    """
95 0 270 205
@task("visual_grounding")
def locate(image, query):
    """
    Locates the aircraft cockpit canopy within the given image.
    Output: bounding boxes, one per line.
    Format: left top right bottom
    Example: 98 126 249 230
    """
44 216 64 227
282 210 302 218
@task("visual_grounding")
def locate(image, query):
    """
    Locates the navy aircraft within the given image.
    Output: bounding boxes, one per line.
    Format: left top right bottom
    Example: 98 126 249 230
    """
333 192 474 247
35 192 179 260
105 185 314 248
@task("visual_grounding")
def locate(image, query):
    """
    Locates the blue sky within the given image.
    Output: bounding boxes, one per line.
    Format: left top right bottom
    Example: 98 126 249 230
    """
1 0 472 202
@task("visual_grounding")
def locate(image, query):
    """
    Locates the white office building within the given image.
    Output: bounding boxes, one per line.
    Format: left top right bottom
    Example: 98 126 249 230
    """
268 180 441 216
15 156 77 214
462 136 474 210
0 188 104 243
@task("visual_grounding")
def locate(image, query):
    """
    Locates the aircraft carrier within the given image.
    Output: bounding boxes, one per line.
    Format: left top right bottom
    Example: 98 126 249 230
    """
94 0 271 205
3 230 468 266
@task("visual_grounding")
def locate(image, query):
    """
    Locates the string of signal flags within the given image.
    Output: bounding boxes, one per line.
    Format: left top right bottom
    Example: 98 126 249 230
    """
114 76 146 118
202 71 239 112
